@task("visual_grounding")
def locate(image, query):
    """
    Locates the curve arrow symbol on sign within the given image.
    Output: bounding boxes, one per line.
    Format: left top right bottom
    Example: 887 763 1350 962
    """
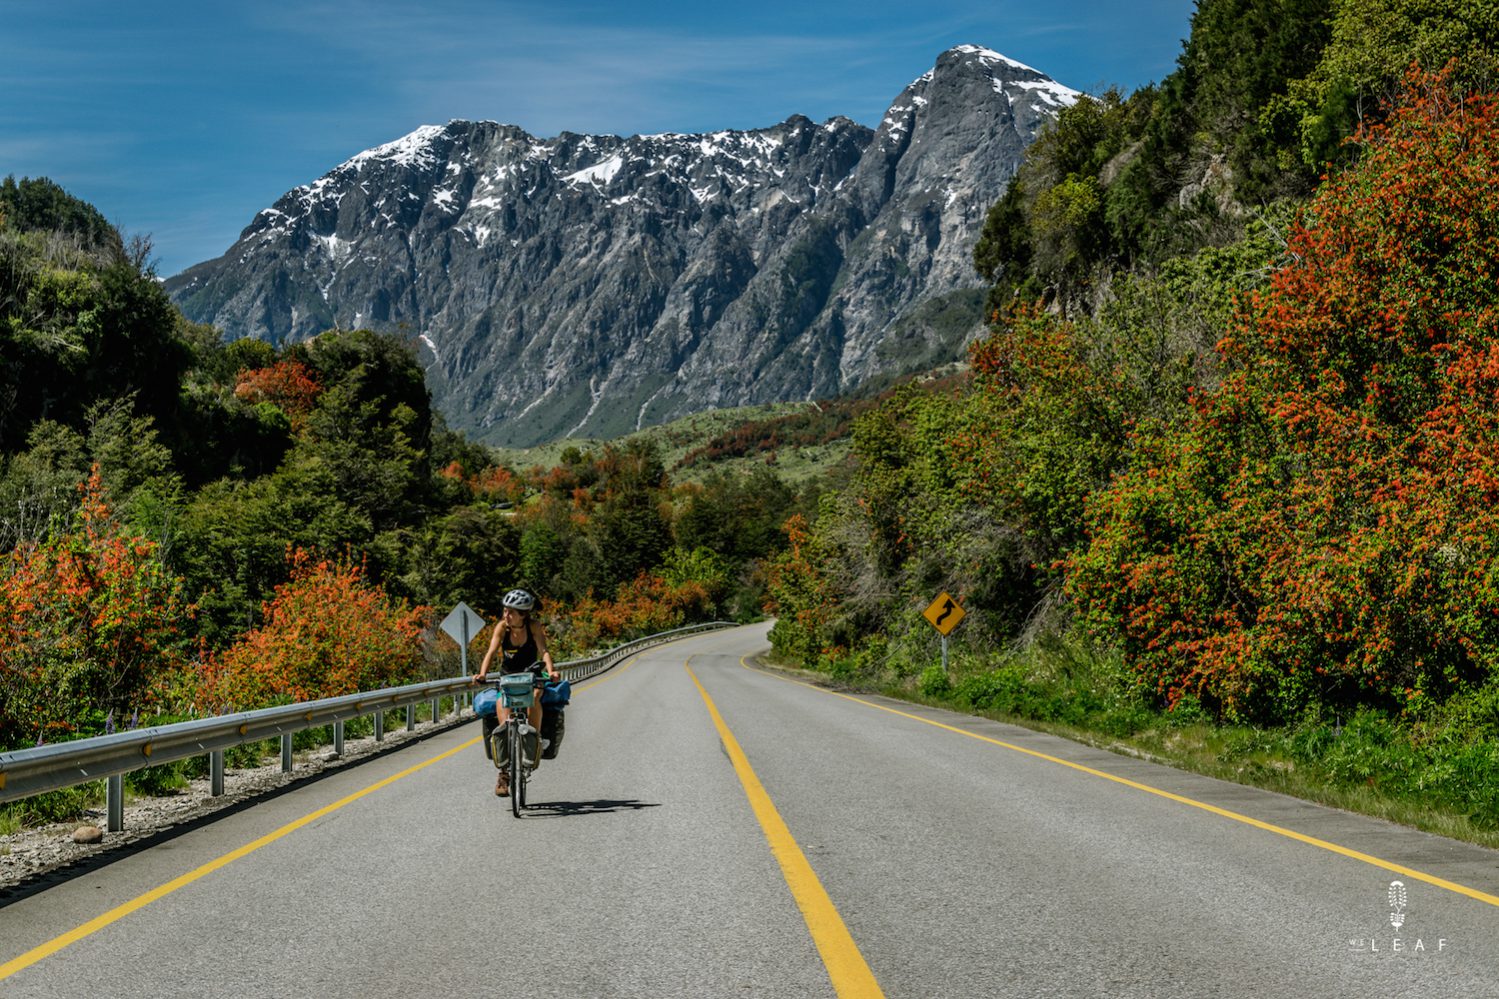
922 592 965 636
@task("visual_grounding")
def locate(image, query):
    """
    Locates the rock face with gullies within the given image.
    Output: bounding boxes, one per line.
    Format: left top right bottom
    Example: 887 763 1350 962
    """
166 45 1079 446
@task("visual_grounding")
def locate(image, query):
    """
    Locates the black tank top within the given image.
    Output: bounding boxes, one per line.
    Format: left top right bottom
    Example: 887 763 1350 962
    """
500 623 541 675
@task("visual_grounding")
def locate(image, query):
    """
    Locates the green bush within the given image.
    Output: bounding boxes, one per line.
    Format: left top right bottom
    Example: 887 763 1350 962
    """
126 761 190 796
917 664 952 698
1 783 101 826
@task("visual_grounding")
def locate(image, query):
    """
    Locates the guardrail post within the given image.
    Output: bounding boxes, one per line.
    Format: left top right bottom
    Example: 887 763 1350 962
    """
374 711 384 742
281 733 293 772
406 704 415 731
333 720 344 757
107 774 124 833
210 750 225 796
430 697 439 724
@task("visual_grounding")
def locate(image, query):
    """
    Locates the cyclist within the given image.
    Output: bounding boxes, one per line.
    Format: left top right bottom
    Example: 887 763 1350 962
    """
475 588 559 796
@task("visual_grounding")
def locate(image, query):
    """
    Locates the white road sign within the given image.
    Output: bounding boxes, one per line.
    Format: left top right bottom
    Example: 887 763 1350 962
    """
440 602 486 647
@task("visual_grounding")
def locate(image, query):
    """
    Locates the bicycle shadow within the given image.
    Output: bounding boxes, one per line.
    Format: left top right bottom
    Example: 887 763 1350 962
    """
523 798 661 818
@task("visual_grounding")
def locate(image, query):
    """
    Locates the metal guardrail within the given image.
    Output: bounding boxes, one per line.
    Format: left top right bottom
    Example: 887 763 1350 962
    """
0 620 734 830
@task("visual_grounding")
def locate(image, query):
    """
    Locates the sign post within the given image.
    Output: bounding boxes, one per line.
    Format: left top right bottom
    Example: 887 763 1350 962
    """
921 591 966 673
440 602 487 710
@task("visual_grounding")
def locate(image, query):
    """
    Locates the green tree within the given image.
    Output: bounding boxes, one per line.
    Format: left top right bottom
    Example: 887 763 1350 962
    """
291 329 435 531
398 504 520 616
0 176 123 258
673 466 796 563
1276 0 1499 171
519 524 565 595
174 461 372 648
0 420 89 551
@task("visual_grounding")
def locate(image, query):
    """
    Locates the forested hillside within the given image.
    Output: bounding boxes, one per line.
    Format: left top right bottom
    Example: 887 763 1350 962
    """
0 176 802 763
765 0 1499 831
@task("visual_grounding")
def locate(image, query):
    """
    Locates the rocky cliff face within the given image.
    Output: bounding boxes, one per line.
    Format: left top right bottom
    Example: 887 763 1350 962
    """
166 45 1079 446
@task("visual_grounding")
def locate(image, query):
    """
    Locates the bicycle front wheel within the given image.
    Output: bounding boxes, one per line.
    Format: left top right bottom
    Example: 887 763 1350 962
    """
510 724 523 818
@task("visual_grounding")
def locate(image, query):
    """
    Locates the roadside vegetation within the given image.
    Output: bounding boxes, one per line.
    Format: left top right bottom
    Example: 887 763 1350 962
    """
10 0 1499 852
764 2 1499 849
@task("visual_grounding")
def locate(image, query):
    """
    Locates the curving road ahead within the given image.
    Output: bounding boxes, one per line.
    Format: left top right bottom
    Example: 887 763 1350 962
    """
4 622 1499 997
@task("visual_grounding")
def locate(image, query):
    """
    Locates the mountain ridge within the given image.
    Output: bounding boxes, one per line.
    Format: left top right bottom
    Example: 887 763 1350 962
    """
166 45 1079 446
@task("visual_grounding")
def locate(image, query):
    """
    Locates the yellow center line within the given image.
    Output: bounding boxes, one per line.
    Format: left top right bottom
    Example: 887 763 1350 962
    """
574 650 645 691
740 656 1499 910
685 659 885 999
0 737 477 982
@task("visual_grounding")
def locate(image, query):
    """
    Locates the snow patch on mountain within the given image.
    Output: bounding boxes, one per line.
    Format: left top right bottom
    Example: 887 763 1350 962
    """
167 44 1081 447
566 154 625 187
341 123 448 172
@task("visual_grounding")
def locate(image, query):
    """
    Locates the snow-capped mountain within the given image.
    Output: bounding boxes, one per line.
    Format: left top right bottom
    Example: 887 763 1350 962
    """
166 45 1080 446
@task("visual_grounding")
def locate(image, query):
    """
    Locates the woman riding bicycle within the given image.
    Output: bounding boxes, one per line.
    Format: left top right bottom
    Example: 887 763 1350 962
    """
475 588 559 796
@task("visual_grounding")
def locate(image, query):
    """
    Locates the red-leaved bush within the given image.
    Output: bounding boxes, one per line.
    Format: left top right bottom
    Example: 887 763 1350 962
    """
551 572 717 656
233 359 322 431
196 547 428 710
0 469 194 748
1068 67 1499 721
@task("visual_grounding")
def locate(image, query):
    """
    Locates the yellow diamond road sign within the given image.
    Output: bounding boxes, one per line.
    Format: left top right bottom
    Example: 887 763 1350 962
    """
923 592 965 636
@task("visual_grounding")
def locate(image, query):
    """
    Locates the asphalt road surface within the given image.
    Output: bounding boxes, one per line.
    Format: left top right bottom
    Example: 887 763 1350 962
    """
4 622 1499 997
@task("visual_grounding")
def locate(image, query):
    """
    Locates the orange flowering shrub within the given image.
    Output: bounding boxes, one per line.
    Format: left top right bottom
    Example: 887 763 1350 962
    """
1068 67 1499 721
197 547 428 710
0 469 193 748
551 572 716 656
472 464 524 503
233 359 322 431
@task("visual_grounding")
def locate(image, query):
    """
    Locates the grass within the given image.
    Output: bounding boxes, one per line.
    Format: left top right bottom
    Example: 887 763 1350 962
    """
770 633 1499 852
1107 722 1499 847
490 399 852 485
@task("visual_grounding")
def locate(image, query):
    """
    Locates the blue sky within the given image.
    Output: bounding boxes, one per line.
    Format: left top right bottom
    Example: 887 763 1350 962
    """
2 1 1196 277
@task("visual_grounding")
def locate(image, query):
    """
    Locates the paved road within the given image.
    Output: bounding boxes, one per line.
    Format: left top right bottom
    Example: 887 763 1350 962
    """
3 622 1499 997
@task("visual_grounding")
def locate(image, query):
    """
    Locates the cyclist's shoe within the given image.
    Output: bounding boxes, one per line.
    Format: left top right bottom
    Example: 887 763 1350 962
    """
495 771 509 796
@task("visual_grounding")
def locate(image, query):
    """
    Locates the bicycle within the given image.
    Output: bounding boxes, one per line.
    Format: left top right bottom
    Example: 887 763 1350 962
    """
487 672 544 817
